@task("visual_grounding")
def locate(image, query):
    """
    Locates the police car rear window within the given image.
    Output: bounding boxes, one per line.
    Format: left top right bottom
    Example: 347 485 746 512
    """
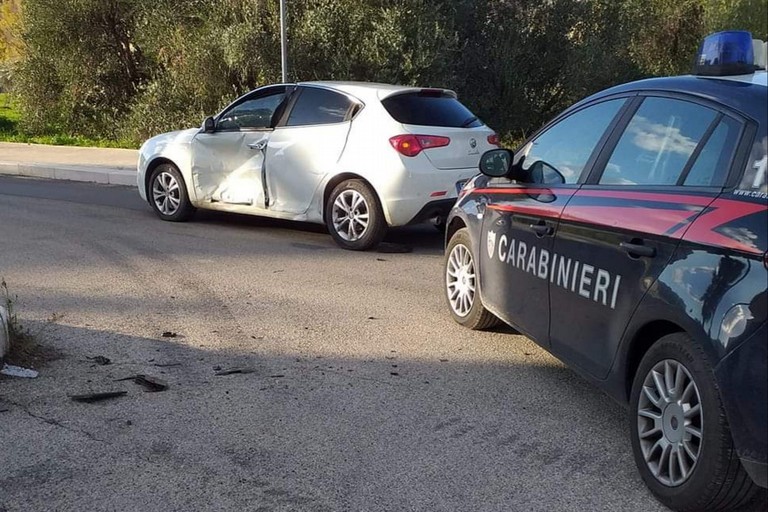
683 117 740 187
736 125 768 198
381 91 482 128
600 98 736 187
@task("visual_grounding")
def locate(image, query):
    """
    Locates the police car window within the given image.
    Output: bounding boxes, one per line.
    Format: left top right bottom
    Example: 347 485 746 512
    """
516 99 625 184
286 87 353 126
600 98 719 186
736 126 768 198
217 91 286 131
683 117 740 187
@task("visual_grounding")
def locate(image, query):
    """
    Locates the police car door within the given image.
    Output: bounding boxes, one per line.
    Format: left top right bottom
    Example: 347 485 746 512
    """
550 95 741 379
479 99 628 344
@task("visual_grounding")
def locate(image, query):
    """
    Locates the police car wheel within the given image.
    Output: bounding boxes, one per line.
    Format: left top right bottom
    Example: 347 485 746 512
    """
629 333 760 512
149 164 195 222
445 228 500 330
326 180 387 251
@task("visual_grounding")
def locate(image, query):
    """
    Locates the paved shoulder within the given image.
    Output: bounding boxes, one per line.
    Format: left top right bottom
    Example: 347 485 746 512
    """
0 142 138 185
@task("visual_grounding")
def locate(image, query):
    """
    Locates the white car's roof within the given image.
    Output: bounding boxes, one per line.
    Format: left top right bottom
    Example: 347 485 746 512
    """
298 81 457 102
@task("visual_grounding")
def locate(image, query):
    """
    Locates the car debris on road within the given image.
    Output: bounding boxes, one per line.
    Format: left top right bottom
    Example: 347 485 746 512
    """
70 391 128 403
115 374 169 392
0 363 38 378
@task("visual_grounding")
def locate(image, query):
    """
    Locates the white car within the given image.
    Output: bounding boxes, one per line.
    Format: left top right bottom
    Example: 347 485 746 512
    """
137 82 498 250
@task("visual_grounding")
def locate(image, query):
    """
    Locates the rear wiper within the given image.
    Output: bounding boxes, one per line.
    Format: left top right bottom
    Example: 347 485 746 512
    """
461 116 478 127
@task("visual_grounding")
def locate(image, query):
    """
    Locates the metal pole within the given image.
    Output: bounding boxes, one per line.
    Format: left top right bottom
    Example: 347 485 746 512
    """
280 0 288 83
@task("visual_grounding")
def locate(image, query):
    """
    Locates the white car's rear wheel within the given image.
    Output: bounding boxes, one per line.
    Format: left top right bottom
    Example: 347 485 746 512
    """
149 164 195 222
326 180 386 250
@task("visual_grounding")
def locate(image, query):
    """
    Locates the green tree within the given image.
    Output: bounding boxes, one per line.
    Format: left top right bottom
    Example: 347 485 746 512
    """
16 0 149 136
0 0 23 93
10 0 768 146
0 0 23 63
289 0 455 86
122 0 282 140
705 0 768 39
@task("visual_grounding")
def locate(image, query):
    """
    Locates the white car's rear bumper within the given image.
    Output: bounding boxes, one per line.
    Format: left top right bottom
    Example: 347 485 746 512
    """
380 166 477 226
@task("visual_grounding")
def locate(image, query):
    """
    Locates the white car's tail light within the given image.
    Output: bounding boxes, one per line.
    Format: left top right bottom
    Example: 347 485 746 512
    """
487 133 500 146
389 134 450 157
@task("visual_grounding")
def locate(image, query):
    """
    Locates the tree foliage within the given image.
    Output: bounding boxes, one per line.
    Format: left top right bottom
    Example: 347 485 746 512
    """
8 0 768 145
0 0 23 91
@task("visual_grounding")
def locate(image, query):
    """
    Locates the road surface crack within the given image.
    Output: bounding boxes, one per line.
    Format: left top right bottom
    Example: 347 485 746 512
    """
8 400 107 443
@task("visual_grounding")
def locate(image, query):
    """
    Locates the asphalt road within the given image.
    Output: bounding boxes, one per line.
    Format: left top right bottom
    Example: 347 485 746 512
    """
0 176 683 511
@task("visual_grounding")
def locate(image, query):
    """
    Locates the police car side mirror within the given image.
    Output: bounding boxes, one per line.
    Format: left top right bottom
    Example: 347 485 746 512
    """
479 149 515 178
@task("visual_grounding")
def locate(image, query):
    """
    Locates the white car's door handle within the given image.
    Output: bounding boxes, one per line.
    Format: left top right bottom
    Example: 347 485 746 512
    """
248 141 268 151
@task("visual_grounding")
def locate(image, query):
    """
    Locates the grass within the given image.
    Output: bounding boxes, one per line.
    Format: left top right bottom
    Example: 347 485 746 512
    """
2 278 33 363
1 278 62 368
0 92 136 149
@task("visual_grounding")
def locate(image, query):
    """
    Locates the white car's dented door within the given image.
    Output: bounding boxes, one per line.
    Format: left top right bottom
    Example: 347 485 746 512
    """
192 131 269 206
265 86 356 214
191 86 288 208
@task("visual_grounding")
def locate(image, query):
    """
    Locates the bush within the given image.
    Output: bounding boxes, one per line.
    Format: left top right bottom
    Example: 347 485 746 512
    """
8 0 768 147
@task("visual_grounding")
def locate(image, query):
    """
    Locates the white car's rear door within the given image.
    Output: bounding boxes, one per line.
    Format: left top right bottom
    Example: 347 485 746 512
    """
265 86 356 214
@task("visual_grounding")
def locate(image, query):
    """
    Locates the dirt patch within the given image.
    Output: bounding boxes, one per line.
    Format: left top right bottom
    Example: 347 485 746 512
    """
1 279 63 370
4 332 62 370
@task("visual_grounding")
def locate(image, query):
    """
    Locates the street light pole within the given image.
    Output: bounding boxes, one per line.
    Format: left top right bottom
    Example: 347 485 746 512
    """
280 0 288 83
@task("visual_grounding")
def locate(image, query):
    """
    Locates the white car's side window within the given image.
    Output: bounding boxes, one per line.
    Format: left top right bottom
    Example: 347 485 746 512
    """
217 92 286 131
286 88 353 127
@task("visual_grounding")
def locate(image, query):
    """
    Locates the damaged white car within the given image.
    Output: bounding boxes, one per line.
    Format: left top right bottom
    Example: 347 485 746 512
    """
137 82 497 250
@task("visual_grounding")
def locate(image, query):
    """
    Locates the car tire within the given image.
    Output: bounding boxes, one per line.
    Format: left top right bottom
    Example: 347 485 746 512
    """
326 179 387 251
629 333 760 512
444 228 500 330
148 164 195 222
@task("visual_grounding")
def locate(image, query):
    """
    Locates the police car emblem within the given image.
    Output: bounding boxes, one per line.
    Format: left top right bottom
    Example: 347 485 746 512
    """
486 230 496 259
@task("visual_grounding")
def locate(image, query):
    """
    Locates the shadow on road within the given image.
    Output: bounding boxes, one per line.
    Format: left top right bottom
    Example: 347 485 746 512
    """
0 319 669 512
0 176 446 255
195 209 445 255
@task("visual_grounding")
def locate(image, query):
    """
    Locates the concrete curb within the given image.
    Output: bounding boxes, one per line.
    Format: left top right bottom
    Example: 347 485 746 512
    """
0 162 137 186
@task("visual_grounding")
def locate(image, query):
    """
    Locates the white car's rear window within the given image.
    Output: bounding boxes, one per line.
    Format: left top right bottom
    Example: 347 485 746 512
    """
381 91 482 128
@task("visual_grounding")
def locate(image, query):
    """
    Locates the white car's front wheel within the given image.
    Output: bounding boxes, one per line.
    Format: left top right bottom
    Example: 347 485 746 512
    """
326 180 386 251
149 164 195 222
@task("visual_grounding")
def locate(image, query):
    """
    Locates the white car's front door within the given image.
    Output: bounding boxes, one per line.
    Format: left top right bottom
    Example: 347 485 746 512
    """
265 86 356 214
191 86 289 209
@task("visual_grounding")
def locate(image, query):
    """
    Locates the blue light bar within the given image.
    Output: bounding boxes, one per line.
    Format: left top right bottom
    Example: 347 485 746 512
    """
694 31 755 76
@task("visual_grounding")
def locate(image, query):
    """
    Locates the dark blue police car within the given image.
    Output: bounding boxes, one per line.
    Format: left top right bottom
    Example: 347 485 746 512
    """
444 31 768 511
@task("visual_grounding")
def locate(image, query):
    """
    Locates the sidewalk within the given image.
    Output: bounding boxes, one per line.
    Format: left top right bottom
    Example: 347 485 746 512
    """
0 142 138 186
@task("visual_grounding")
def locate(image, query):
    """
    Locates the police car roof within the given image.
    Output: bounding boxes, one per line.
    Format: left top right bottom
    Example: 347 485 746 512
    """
573 72 767 121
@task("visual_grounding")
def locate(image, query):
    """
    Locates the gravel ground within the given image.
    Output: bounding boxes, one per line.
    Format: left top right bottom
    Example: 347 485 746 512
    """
1 176 762 512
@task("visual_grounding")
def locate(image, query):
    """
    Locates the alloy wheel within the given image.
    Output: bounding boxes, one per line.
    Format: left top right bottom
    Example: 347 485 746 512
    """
637 358 703 487
446 243 476 317
152 171 181 216
332 189 369 242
